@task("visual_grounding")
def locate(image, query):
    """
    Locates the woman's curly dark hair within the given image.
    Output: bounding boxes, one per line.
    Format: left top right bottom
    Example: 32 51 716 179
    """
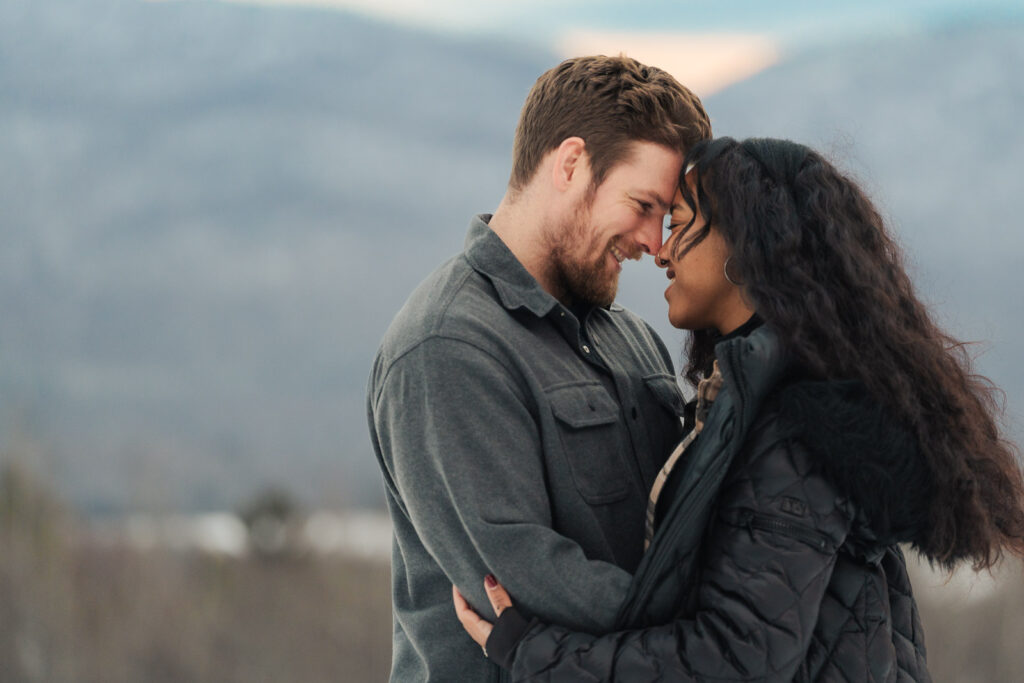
674 136 1024 571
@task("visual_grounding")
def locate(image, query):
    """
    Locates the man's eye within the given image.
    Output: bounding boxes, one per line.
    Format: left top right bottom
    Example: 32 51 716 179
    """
637 201 653 214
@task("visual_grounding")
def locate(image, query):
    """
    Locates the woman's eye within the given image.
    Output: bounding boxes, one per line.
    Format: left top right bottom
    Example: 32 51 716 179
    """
663 215 680 231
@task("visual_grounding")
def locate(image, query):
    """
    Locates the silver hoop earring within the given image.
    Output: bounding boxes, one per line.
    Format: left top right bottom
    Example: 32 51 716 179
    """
724 257 741 286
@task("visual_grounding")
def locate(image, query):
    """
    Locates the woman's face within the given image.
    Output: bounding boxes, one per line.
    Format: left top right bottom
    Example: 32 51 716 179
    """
656 185 754 333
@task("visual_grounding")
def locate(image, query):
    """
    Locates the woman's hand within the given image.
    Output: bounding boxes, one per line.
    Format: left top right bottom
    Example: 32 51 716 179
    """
452 574 515 652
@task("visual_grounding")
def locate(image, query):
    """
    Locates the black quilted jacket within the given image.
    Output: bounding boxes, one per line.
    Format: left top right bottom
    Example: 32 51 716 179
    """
487 327 933 681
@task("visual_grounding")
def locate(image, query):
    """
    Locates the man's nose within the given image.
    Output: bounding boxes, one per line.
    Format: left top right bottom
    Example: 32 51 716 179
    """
635 216 664 257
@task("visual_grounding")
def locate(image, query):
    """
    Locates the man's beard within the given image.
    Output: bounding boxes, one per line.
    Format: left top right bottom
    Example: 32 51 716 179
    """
548 203 620 308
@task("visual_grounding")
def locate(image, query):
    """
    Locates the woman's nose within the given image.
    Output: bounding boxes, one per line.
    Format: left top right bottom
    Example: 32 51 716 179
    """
655 241 671 268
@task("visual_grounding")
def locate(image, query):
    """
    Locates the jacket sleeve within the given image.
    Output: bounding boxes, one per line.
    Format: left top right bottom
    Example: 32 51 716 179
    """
370 335 632 633
489 434 854 681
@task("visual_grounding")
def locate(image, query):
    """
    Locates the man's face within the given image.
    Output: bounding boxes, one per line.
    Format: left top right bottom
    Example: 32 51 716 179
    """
548 141 683 307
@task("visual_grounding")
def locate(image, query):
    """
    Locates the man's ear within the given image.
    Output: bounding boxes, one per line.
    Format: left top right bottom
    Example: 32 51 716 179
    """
550 137 589 192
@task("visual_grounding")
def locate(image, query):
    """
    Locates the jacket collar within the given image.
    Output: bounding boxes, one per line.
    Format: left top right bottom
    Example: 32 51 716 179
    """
463 214 560 319
713 325 791 425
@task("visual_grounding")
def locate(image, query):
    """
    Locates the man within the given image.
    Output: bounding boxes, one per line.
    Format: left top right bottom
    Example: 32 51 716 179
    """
367 55 710 681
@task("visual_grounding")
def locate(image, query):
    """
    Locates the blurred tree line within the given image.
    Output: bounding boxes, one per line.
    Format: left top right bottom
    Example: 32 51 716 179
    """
0 453 391 682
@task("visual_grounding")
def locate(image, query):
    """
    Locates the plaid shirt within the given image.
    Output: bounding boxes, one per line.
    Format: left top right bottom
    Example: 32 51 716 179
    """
645 360 724 549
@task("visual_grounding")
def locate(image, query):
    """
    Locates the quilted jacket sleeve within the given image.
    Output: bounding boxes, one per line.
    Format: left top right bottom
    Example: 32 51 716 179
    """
489 433 855 682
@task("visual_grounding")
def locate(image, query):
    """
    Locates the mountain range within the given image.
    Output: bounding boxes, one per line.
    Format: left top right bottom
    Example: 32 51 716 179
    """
2 0 1021 513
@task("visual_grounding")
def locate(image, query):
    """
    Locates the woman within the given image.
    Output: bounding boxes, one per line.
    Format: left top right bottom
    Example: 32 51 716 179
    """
452 137 1024 681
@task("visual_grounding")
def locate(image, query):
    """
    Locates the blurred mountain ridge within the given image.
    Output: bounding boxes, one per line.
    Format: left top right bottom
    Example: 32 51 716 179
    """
2 0 1021 513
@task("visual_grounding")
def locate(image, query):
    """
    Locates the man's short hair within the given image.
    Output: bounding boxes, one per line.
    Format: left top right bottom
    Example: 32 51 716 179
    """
509 54 711 192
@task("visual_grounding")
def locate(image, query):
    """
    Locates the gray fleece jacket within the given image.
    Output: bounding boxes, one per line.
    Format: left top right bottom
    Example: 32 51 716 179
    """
366 215 684 681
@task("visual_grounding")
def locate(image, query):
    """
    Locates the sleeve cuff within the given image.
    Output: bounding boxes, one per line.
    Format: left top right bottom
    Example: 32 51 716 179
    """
486 606 534 669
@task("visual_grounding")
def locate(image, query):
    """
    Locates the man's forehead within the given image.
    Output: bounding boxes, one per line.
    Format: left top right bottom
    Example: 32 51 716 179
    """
607 140 683 210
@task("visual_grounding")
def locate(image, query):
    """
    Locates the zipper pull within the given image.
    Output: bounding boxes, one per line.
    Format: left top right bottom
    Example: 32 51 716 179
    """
738 508 754 531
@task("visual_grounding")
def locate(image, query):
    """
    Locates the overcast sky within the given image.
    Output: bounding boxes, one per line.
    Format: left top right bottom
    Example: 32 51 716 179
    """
200 0 1024 45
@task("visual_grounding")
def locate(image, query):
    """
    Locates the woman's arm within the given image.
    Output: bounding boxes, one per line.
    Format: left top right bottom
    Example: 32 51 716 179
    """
455 436 854 681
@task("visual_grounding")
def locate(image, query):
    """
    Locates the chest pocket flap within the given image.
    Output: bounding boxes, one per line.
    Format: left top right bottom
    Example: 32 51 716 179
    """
548 383 628 504
550 384 620 427
644 373 687 417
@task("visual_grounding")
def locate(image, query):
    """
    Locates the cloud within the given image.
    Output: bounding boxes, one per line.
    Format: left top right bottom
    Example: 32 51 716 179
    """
557 31 780 97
